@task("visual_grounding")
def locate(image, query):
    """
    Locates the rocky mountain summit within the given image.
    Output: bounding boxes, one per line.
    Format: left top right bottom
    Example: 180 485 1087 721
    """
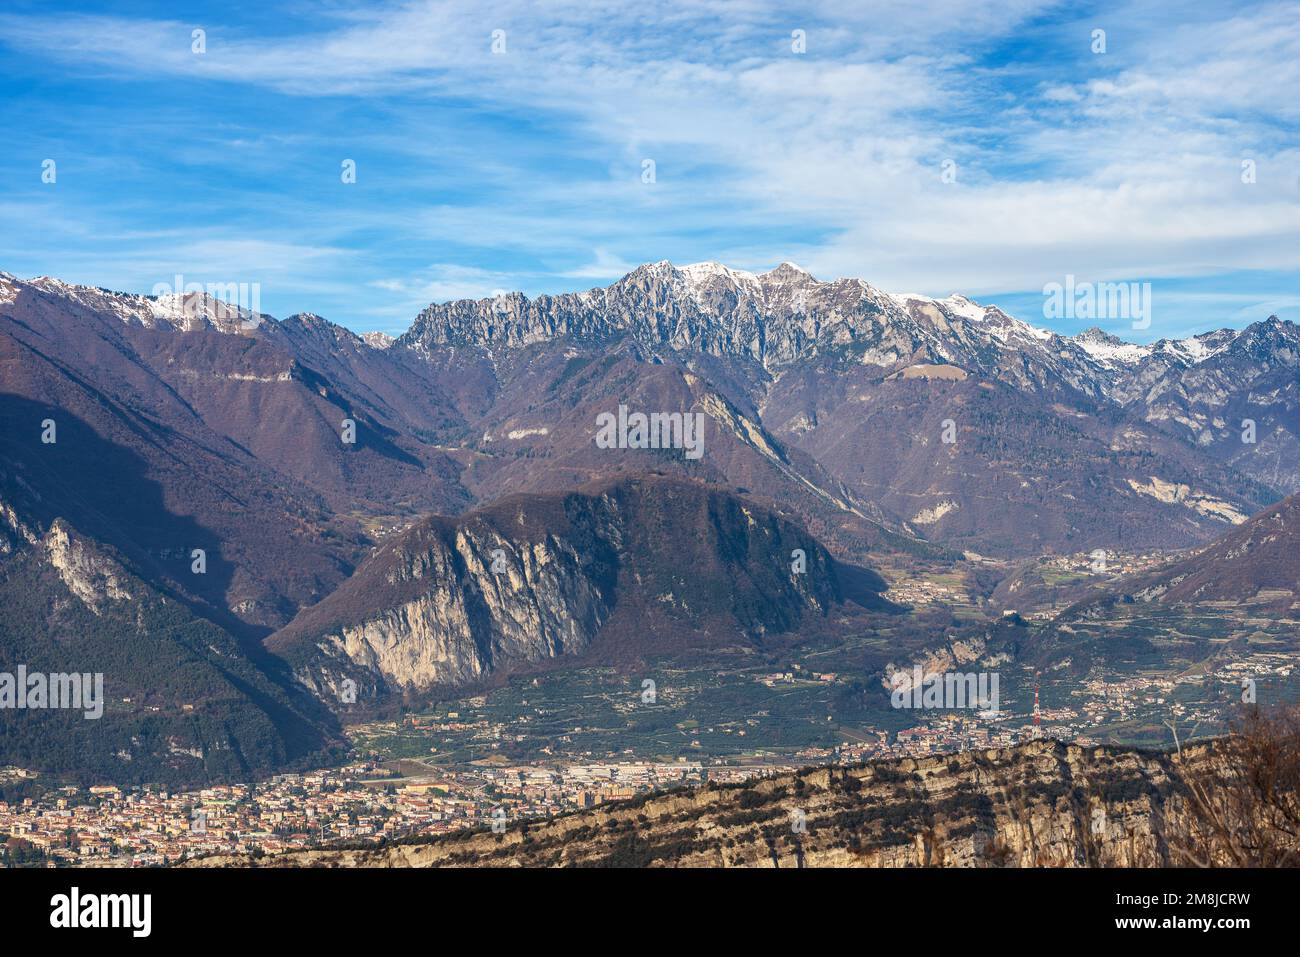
404 260 1110 393
269 475 888 701
400 261 1297 542
403 259 1299 406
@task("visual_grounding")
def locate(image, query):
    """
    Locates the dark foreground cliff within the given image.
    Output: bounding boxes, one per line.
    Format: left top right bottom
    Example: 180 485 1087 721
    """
187 739 1224 867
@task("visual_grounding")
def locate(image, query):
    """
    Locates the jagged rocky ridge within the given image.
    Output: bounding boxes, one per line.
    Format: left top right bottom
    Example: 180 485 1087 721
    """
402 259 1300 407
401 261 1297 549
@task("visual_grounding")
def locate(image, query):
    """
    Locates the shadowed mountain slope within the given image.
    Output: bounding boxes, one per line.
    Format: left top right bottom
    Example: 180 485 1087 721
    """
268 475 894 703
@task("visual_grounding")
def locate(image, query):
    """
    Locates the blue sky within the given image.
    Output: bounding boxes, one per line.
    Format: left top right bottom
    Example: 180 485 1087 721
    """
1 0 1297 340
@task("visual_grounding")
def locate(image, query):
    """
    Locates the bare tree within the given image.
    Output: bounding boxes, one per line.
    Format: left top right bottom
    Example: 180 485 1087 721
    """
1166 706 1300 868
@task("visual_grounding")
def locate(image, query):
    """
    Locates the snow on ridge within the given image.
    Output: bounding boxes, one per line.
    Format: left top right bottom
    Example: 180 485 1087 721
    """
889 291 990 322
11 274 267 333
1072 334 1151 367
1070 327 1240 369
890 290 1054 343
27 276 162 325
1163 334 1216 363
148 292 263 331
1132 330 1237 366
677 260 814 289
619 263 1046 339
760 261 813 282
679 261 762 287
936 294 988 323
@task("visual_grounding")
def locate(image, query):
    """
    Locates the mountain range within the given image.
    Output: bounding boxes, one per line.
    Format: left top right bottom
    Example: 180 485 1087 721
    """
2 262 1297 783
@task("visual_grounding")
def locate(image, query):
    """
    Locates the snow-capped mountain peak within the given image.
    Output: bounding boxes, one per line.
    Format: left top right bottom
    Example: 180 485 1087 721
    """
1071 326 1153 367
760 261 814 284
6 273 270 334
678 260 763 290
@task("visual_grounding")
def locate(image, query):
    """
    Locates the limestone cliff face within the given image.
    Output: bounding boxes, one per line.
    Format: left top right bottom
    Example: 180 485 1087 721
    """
43 519 133 613
268 476 864 702
0 498 39 559
188 739 1209 868
306 527 611 695
884 632 995 697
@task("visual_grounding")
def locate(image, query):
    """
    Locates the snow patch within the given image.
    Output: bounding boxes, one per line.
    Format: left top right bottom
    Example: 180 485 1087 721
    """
1074 337 1150 366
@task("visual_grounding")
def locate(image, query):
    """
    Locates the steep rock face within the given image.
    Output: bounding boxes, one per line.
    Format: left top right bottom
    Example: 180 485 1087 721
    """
43 519 133 611
188 739 1206 868
269 476 882 701
0 516 339 786
1121 318 1300 492
0 472 41 559
304 525 612 695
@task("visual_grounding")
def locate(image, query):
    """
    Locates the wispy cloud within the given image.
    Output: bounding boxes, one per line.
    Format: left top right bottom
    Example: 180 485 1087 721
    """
0 0 1296 340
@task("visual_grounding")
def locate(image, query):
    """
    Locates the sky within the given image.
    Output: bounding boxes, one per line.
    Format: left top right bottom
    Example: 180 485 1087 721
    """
0 0 1297 340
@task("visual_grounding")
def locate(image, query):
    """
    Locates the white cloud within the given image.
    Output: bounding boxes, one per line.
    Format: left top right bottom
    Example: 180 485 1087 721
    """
370 264 522 305
1 0 1297 322
558 249 638 280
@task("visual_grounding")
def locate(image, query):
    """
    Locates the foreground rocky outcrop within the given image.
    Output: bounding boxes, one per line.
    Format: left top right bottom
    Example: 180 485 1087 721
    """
187 739 1218 868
